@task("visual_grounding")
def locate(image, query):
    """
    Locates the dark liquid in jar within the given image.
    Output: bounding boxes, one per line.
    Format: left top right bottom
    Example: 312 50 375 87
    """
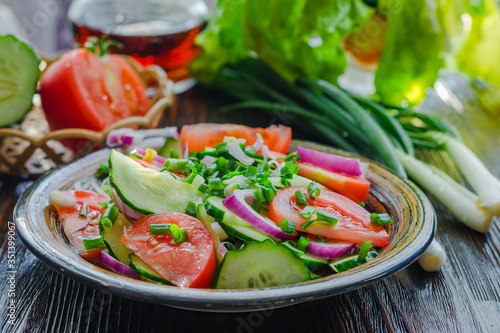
72 22 205 83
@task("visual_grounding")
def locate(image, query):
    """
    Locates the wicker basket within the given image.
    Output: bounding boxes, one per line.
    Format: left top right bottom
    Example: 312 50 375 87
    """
0 58 174 177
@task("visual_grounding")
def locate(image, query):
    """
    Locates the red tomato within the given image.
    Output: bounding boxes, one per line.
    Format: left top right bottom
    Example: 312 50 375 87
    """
271 151 370 202
268 187 389 246
39 49 151 150
296 161 370 203
52 190 110 261
121 212 215 288
180 123 292 154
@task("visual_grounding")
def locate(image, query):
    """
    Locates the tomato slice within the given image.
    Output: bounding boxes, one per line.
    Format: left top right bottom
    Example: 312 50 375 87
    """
268 187 389 246
121 212 215 288
297 161 370 203
52 190 109 261
180 123 292 154
270 151 371 202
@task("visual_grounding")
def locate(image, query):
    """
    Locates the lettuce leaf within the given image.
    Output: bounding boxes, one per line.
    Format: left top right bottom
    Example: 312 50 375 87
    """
191 0 373 84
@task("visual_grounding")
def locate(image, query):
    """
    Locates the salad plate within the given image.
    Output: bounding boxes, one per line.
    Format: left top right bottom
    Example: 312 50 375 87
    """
14 140 435 312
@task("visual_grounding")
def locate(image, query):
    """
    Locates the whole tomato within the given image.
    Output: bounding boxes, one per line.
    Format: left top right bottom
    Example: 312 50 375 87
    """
39 48 151 151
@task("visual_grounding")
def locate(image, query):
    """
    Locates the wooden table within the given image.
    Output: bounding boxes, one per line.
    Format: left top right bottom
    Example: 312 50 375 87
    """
1 86 500 333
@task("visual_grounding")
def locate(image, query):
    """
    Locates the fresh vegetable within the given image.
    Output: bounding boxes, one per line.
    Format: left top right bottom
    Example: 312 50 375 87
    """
0 35 40 127
222 189 297 241
49 190 109 261
100 249 141 279
108 149 200 216
180 123 292 154
121 212 215 288
297 147 369 177
268 186 389 246
39 47 151 151
214 240 310 289
52 129 393 289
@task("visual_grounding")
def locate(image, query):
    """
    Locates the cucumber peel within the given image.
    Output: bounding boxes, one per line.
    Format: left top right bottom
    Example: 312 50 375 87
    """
0 35 40 127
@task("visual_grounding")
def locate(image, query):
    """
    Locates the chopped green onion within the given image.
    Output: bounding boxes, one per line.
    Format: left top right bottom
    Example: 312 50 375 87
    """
295 191 308 206
97 163 109 175
164 159 189 173
100 203 118 228
251 199 262 213
170 224 189 244
300 206 316 219
150 224 173 234
316 210 338 226
185 202 198 218
296 236 311 252
280 219 296 234
301 219 316 230
169 149 179 159
280 177 291 187
245 165 258 179
79 202 88 217
357 202 366 207
370 213 393 227
198 183 209 193
357 241 372 262
285 151 301 162
83 236 105 250
253 188 267 203
307 182 321 200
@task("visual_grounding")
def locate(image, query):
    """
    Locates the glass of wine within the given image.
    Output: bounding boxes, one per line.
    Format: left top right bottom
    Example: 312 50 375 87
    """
68 0 209 93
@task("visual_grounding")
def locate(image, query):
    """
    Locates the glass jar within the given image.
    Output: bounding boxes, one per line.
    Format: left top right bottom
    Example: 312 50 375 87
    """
68 0 209 93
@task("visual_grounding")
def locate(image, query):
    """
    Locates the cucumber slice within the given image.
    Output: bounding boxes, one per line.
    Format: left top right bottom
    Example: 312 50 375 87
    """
218 221 272 243
300 253 329 270
329 251 378 273
129 254 171 285
204 196 274 242
197 205 224 266
0 35 40 126
269 175 328 189
215 240 311 289
100 214 133 264
109 150 201 215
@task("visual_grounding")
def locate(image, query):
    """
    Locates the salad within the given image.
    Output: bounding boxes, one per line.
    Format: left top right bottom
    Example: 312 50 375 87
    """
48 124 392 289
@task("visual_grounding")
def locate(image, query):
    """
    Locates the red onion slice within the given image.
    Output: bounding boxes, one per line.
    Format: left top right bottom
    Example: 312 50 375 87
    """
306 238 355 259
222 189 297 240
100 249 141 280
297 147 369 177
112 189 146 222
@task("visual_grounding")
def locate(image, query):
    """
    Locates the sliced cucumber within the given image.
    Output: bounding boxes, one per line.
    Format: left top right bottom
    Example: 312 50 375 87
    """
100 214 133 264
204 196 274 242
300 253 329 270
158 138 182 158
129 254 171 285
197 205 224 266
0 35 40 127
215 240 311 289
329 251 378 273
109 150 201 215
219 221 272 243
269 175 328 189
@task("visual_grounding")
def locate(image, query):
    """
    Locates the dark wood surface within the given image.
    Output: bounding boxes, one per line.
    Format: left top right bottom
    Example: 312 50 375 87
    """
1 86 500 333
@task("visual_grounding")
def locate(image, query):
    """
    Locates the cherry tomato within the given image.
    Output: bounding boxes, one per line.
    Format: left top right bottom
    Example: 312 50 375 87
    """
180 123 292 154
121 212 216 288
39 49 151 150
268 186 389 246
51 190 109 261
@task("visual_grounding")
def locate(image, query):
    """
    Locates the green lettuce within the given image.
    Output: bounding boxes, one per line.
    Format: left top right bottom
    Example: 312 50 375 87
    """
191 0 373 84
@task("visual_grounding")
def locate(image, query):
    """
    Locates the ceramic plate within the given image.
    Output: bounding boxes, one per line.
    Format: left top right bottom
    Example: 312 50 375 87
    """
15 140 435 312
